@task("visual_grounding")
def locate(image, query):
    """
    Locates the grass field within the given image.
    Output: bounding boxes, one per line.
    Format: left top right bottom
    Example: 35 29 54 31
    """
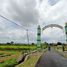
0 50 22 67
0 45 37 67
0 45 37 50
0 44 47 67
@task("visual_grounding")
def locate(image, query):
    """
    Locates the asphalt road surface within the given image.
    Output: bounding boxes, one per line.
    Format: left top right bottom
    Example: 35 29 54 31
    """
35 49 67 67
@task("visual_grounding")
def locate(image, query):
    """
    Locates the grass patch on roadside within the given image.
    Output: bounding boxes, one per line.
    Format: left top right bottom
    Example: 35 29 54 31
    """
54 46 67 58
16 52 43 67
56 50 67 58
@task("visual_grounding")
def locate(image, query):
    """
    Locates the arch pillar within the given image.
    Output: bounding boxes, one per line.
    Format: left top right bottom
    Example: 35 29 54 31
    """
37 25 41 47
65 23 67 44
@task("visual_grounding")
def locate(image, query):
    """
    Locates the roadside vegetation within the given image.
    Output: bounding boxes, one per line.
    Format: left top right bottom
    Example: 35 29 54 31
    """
16 51 43 67
53 42 67 58
0 50 21 67
0 43 47 67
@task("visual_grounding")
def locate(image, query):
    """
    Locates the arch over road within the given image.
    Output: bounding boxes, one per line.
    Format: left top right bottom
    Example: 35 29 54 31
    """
42 24 63 31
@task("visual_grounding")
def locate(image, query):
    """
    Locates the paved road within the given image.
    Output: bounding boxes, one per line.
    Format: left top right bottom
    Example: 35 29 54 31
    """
35 49 67 67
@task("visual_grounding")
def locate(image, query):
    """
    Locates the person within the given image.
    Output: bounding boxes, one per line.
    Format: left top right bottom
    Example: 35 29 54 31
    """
48 44 51 51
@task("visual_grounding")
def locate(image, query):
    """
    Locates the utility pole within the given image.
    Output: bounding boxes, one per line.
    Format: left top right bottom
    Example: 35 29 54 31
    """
26 29 29 45
26 29 30 52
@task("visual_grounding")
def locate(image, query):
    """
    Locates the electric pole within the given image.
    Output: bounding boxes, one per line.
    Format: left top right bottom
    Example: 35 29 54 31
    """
26 29 29 45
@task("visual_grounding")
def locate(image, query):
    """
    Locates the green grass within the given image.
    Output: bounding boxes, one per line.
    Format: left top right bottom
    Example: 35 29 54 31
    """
54 45 67 58
0 45 37 67
0 45 47 67
0 59 18 67
54 45 67 51
0 50 22 67
0 45 37 50
16 52 42 67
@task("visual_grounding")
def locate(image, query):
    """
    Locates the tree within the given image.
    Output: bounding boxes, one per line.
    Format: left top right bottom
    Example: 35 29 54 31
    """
31 43 35 45
57 42 62 45
11 41 14 44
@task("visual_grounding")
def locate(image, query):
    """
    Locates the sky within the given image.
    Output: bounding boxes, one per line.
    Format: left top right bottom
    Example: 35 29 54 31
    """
0 0 67 43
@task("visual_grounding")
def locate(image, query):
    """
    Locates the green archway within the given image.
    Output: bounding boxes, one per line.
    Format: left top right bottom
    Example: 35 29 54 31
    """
42 24 63 31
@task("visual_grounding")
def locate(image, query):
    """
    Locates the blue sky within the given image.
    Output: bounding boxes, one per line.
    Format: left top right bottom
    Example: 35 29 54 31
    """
0 0 67 43
48 0 60 6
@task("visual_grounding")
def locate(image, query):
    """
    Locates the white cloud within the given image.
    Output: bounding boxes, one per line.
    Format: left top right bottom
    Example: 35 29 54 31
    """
0 0 66 43
39 0 67 25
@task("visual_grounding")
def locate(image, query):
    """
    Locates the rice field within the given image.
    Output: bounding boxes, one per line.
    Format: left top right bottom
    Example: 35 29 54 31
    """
0 44 47 67
0 50 22 67
0 45 37 50
0 45 37 67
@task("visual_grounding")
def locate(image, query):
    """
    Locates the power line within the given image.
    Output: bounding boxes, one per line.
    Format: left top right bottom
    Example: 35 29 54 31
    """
0 14 26 30
0 15 19 26
0 14 38 44
0 14 37 30
0 14 30 44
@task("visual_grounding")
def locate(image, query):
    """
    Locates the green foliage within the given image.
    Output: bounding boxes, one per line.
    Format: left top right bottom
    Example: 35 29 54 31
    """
0 59 18 67
0 45 37 50
41 43 48 49
16 52 42 67
0 44 47 67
